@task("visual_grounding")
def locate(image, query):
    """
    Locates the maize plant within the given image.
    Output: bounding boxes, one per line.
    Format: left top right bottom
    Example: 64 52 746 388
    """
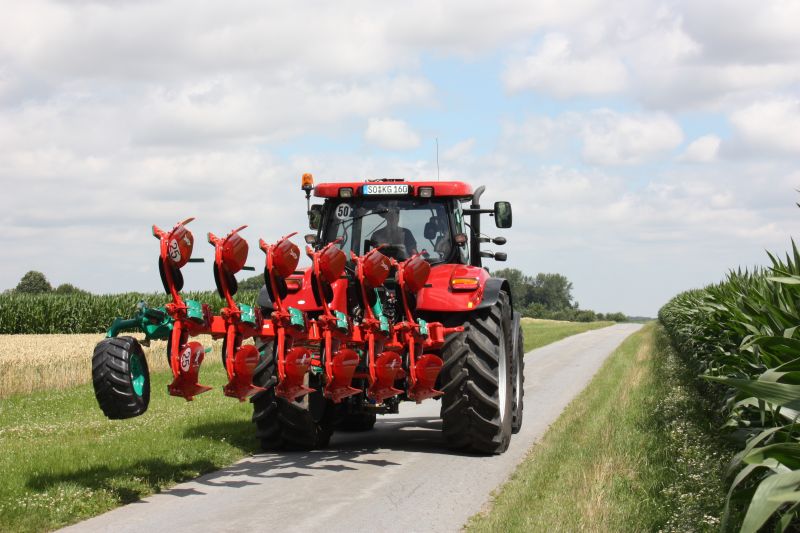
0 290 259 334
660 240 800 533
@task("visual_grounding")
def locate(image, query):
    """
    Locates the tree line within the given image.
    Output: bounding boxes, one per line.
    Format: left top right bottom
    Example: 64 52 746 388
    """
492 268 627 322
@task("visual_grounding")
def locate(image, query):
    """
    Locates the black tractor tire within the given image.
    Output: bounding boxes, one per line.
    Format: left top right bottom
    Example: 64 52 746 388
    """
511 322 524 434
250 340 335 450
92 336 150 420
438 291 514 454
336 411 377 432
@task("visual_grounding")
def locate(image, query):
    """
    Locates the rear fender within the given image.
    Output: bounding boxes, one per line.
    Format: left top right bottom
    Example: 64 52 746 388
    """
475 277 513 311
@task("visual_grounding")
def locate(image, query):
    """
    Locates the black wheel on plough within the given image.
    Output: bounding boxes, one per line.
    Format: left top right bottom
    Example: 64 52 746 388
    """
437 291 514 454
92 336 150 420
511 315 524 434
251 339 335 450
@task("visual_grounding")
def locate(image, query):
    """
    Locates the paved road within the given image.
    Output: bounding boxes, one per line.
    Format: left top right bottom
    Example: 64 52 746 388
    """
62 323 642 533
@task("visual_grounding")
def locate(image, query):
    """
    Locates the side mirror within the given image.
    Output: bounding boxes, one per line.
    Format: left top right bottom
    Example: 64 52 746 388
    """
308 204 323 230
494 201 512 228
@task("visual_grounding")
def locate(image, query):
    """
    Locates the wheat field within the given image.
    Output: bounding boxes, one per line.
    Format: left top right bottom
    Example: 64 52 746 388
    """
0 334 224 398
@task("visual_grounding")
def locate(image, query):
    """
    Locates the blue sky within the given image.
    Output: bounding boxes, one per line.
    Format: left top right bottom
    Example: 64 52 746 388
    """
1 0 799 316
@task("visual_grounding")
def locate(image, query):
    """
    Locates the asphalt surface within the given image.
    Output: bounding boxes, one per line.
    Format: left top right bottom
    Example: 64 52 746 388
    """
62 323 642 533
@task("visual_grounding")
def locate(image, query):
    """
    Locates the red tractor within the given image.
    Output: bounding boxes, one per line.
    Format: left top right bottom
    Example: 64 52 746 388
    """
91 176 523 455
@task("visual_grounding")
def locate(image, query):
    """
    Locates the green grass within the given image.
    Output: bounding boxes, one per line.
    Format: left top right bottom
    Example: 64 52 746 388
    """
0 362 258 533
521 318 614 352
467 323 735 532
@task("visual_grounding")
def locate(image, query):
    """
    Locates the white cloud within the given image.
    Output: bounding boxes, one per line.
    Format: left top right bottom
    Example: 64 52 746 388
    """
442 138 476 161
504 33 628 97
498 1 800 111
679 135 720 163
729 97 800 155
364 117 421 150
505 110 683 166
580 111 683 165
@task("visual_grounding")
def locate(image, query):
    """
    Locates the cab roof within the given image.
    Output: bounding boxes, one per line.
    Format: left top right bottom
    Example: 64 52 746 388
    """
313 180 473 199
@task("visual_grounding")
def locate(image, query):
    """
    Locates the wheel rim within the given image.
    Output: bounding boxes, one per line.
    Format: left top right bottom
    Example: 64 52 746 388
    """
130 354 145 397
498 334 508 423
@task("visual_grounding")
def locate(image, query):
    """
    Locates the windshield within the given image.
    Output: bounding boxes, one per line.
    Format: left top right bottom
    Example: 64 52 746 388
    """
322 198 453 263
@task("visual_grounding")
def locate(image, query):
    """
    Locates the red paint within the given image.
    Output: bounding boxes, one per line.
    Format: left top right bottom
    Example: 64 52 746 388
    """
415 264 488 312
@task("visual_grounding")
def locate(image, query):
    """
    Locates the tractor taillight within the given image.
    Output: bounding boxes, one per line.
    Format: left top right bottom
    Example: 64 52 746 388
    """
419 186 433 198
450 277 479 291
285 278 303 292
339 187 354 198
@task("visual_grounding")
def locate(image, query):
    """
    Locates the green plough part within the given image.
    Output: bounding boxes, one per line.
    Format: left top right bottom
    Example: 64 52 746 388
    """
371 291 390 334
106 301 173 340
288 307 305 329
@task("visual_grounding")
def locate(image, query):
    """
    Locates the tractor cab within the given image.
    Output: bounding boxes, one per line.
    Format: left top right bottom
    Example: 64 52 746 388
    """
303 177 511 268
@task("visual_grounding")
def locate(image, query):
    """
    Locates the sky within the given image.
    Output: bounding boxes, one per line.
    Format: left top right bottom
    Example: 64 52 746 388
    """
1 0 799 317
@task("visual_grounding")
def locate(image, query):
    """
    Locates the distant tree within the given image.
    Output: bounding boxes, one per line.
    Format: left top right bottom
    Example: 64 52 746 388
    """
15 271 52 294
492 268 529 307
54 283 90 296
606 312 628 322
528 273 573 311
238 274 264 291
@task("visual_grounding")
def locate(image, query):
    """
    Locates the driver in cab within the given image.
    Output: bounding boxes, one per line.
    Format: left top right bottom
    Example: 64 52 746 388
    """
370 207 418 259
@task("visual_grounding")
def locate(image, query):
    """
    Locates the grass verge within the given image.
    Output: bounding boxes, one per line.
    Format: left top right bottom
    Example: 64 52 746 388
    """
521 318 614 352
467 322 736 532
0 362 256 533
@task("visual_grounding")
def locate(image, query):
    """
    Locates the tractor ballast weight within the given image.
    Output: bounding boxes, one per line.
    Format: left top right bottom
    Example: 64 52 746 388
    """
92 176 523 455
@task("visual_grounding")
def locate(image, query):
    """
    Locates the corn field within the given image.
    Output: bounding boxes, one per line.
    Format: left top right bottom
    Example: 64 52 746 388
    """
660 240 800 533
0 290 259 334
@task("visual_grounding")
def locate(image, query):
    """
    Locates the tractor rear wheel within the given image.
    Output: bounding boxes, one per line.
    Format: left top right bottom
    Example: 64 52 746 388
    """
438 292 514 454
511 323 524 433
251 340 335 450
92 336 150 419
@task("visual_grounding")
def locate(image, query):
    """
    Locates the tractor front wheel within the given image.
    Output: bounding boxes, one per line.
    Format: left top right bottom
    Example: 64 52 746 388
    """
251 340 335 450
438 292 514 454
92 336 150 419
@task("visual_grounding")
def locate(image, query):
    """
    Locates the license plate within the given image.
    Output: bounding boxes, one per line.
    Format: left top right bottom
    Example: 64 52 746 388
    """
363 184 409 195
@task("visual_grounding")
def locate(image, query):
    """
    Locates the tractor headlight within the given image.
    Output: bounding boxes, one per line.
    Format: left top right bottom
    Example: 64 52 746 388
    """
418 186 433 198
339 187 354 198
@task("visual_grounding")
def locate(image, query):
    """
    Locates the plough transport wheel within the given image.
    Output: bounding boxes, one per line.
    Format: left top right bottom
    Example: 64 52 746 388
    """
436 291 514 454
250 339 335 450
92 336 150 420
